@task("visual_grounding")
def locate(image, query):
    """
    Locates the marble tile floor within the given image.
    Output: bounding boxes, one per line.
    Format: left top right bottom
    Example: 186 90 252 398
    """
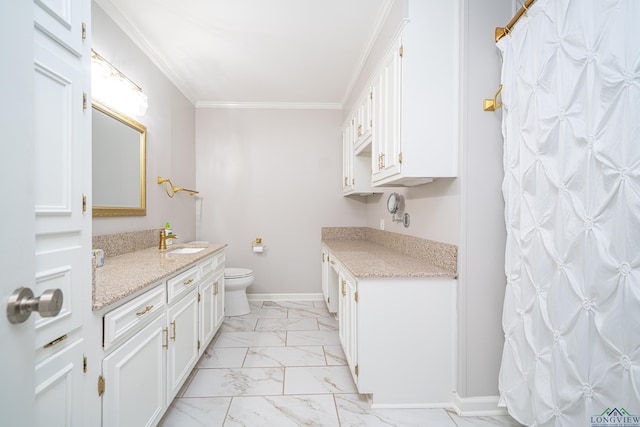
159 300 524 427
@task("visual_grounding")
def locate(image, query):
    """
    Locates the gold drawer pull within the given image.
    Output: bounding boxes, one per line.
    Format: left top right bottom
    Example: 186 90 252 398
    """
183 278 194 285
171 321 177 341
213 281 219 296
163 328 168 349
136 305 153 316
43 334 68 349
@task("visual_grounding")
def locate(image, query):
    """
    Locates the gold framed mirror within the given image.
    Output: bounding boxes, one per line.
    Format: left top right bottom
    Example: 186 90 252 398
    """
92 101 147 217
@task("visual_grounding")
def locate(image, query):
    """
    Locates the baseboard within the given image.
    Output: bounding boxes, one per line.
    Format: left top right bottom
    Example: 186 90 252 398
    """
451 392 509 416
371 402 455 410
247 293 324 302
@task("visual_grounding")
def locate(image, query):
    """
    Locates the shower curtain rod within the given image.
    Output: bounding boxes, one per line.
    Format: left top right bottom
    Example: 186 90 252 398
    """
495 0 536 42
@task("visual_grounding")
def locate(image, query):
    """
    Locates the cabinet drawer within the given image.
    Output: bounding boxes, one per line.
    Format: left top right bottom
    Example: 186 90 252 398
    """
167 265 200 304
104 284 166 351
200 251 225 277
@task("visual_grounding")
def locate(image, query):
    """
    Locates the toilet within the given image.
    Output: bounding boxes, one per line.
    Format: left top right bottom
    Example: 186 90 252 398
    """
224 268 254 316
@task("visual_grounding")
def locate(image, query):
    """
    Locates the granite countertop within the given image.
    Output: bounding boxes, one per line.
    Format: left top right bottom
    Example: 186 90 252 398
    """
322 239 456 279
93 243 227 312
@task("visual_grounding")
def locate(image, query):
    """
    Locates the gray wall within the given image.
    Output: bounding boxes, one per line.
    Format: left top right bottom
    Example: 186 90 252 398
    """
455 0 512 399
195 108 367 295
91 2 197 241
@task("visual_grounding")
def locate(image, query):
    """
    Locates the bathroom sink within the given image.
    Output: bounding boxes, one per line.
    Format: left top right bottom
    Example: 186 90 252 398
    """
167 247 206 255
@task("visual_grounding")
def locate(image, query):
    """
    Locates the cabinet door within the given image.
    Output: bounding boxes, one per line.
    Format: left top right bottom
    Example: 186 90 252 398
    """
338 270 357 383
338 272 347 349
344 275 358 382
322 249 338 313
342 123 354 193
321 249 329 308
362 87 373 142
199 275 215 355
354 88 373 152
372 37 402 184
213 271 225 330
103 314 167 427
200 269 224 352
167 289 200 402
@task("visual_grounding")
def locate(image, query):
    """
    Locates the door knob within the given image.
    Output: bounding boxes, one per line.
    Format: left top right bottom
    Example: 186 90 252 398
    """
6 287 63 324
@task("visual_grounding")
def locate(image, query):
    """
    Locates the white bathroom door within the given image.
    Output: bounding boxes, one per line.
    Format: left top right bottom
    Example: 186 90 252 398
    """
0 1 37 424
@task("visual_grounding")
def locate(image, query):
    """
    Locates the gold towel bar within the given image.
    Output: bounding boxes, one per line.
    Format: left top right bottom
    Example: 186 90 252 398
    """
157 176 199 198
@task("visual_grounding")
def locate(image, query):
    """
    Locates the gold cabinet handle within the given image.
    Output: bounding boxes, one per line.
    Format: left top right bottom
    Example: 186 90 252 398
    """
43 334 68 349
163 327 169 349
330 260 335 265
136 305 153 316
341 280 346 296
171 321 176 341
357 124 362 137
183 278 194 285
213 281 219 296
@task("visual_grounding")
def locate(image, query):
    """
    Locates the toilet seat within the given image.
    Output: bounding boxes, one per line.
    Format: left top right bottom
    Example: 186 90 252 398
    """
225 268 253 279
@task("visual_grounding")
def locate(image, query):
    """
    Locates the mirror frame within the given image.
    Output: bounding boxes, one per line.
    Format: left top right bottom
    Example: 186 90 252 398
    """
92 101 147 217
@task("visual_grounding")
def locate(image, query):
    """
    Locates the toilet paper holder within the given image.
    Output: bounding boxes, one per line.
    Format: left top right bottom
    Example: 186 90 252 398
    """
251 238 266 253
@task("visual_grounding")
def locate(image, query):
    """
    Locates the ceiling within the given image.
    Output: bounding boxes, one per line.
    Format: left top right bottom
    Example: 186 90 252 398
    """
96 0 391 107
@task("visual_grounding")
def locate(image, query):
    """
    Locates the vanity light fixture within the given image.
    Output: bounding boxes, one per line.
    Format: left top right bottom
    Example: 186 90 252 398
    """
91 49 148 116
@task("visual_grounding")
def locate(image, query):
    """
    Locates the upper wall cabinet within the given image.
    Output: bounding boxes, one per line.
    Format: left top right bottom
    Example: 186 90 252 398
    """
345 0 459 188
343 115 381 197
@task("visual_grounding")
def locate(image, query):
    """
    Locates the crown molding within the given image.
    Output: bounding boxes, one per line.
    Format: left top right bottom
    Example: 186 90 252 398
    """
196 101 343 110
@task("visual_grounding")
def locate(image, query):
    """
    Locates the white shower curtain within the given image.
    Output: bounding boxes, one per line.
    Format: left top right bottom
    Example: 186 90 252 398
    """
497 1 640 426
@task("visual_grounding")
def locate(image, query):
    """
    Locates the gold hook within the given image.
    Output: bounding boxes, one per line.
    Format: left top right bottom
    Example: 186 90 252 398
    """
483 84 503 111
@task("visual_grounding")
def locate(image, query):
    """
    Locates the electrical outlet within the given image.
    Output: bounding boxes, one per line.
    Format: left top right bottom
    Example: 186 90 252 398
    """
379 219 385 230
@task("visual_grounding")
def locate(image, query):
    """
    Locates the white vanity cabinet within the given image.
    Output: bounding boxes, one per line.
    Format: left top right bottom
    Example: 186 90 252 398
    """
100 249 225 427
328 247 456 407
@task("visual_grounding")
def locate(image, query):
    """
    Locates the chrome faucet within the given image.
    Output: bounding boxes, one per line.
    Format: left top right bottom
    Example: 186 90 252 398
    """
159 229 178 250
